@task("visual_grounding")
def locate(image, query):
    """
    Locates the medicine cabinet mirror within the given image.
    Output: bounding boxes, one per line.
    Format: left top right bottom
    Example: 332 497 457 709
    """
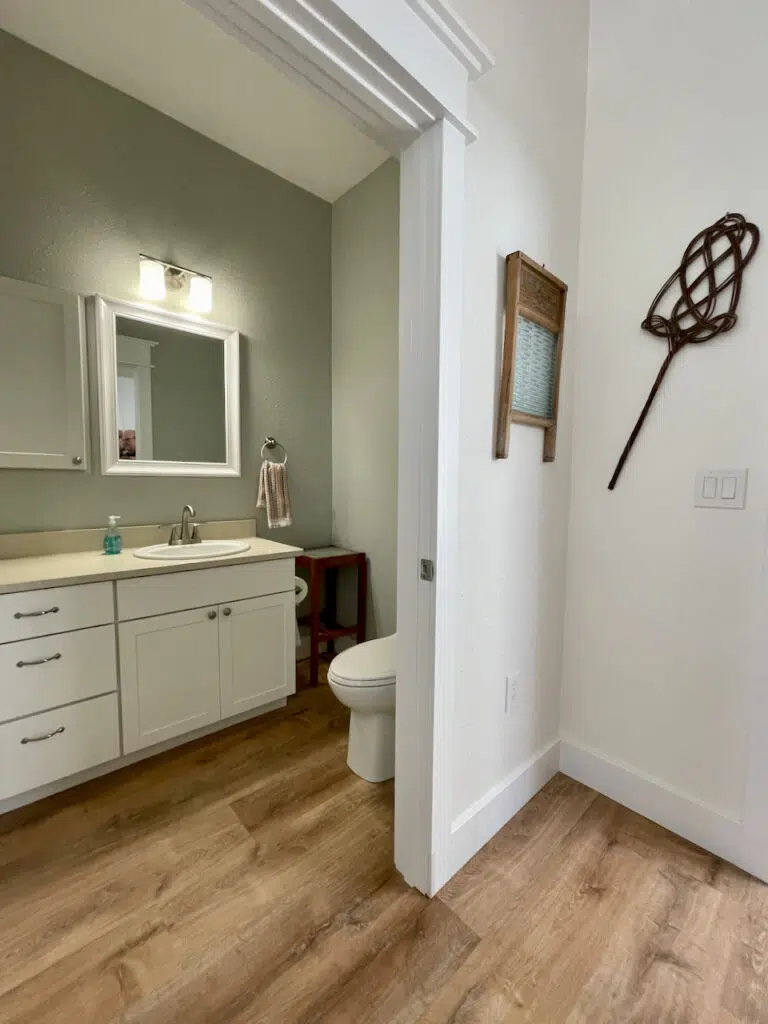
93 296 241 477
0 275 88 471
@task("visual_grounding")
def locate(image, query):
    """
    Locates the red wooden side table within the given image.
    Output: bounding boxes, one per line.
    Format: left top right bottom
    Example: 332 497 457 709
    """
295 546 367 687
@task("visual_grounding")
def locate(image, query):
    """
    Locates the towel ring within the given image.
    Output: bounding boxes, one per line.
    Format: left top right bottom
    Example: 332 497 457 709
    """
261 436 287 465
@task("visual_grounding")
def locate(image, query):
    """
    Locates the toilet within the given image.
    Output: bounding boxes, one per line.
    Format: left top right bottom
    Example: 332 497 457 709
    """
327 634 396 783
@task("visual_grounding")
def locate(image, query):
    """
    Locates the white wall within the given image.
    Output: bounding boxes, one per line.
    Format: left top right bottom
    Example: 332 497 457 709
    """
331 160 400 639
446 0 590 832
562 0 768 828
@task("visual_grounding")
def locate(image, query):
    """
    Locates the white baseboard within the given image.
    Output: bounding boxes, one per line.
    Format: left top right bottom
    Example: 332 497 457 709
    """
445 739 560 882
560 739 767 882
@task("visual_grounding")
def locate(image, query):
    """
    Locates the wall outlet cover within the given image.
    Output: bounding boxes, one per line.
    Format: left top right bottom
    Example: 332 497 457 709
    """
505 672 520 713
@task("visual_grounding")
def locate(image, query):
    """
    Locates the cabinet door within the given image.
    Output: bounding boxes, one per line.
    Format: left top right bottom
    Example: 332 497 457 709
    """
219 593 295 719
119 608 221 753
0 275 88 470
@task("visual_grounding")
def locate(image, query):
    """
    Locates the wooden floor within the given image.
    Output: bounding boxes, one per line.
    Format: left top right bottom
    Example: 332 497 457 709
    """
0 680 766 1023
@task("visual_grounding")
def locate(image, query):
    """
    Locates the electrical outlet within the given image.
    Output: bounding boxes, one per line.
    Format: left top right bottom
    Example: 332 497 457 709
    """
505 672 519 713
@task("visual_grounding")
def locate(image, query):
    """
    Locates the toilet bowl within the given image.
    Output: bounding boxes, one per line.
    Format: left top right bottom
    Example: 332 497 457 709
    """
327 634 396 783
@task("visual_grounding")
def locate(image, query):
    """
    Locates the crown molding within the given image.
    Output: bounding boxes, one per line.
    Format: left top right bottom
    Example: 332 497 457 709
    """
185 0 482 151
402 0 495 80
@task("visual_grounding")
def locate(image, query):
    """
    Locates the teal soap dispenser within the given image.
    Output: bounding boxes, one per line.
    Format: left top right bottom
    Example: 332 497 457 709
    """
104 515 123 555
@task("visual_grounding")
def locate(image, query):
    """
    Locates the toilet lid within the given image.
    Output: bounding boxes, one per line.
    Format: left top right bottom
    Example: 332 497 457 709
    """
327 634 396 687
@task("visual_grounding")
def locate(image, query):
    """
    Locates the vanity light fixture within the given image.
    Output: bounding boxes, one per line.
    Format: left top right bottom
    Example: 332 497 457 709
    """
138 255 213 313
188 273 213 313
139 256 166 301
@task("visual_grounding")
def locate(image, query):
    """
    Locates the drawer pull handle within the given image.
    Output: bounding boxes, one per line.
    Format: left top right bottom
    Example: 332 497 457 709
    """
13 606 60 620
16 653 62 668
207 610 217 620
222 607 232 617
20 726 65 745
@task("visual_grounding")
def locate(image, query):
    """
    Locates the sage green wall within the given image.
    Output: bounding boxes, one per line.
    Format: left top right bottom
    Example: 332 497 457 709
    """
331 160 399 640
0 30 332 547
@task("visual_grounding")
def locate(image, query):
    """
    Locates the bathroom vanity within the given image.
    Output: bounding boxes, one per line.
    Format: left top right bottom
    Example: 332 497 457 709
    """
0 272 304 813
0 539 299 811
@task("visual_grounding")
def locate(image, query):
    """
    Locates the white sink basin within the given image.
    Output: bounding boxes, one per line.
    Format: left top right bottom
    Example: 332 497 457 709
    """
133 540 251 561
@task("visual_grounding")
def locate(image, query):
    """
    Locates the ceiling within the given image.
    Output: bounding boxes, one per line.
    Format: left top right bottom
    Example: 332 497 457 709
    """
0 0 389 202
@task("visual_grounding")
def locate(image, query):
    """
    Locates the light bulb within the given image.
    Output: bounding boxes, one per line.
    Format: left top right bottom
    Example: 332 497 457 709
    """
139 258 166 300
188 274 213 313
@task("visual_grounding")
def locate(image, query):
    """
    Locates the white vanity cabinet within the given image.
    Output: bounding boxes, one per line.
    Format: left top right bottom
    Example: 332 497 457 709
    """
0 624 117 722
119 607 222 753
219 592 294 718
0 696 120 803
0 554 297 810
0 581 120 802
117 560 296 754
0 580 113 643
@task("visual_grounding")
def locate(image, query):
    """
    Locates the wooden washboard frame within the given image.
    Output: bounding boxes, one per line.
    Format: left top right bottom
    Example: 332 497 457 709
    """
495 251 568 461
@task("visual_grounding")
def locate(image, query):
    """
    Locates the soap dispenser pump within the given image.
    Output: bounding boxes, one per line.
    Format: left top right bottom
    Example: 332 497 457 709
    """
104 515 123 555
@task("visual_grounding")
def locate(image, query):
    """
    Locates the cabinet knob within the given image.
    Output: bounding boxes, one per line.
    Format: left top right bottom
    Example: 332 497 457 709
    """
72 455 83 466
207 610 217 620
222 607 232 617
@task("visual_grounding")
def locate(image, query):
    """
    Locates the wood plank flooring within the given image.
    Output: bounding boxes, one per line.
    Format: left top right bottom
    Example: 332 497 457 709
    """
0 677 766 1022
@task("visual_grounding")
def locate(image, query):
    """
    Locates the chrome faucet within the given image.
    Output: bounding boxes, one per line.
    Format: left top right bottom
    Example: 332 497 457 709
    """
180 504 195 544
168 504 200 545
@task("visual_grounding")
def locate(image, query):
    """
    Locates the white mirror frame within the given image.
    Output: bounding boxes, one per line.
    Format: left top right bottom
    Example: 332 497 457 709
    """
92 296 241 477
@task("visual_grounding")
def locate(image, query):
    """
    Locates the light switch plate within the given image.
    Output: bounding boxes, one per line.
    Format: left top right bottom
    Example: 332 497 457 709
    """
694 469 748 509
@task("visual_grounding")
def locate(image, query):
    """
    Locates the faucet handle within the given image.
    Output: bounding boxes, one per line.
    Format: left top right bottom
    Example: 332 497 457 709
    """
190 523 201 544
168 524 181 546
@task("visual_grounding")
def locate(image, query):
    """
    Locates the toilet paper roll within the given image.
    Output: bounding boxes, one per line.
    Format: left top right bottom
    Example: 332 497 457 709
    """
294 576 309 647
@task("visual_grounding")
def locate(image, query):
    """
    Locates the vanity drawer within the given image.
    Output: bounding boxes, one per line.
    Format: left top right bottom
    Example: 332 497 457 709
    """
0 625 117 724
0 583 114 644
0 693 120 802
117 559 294 620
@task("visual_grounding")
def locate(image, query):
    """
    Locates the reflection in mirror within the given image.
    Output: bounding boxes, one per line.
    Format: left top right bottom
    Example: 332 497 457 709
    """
94 296 240 478
114 318 226 464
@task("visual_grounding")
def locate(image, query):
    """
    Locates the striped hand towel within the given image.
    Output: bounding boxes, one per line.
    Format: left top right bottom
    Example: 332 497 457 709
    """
257 460 293 529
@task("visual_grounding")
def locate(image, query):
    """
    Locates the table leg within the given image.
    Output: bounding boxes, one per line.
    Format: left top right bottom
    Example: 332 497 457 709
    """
356 554 368 644
326 566 338 657
309 560 321 686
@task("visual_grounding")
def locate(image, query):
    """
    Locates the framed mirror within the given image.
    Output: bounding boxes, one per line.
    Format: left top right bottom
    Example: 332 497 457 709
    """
92 297 240 477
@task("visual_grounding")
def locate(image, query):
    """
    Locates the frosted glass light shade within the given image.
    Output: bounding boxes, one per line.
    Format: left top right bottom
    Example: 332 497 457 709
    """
139 258 166 300
188 274 213 313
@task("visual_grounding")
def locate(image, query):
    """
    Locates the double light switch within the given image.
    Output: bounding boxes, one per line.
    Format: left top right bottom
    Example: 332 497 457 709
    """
694 469 748 509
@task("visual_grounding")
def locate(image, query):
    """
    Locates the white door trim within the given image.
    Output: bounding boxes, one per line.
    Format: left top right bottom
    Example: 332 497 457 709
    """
741 515 768 881
184 0 486 148
395 119 466 892
186 0 495 895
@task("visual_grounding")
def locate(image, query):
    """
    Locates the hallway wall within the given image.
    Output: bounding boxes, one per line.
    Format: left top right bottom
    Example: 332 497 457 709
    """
561 0 768 874
447 0 589 851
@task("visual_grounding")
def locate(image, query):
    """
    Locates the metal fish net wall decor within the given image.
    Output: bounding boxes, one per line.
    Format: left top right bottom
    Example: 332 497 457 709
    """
608 213 760 490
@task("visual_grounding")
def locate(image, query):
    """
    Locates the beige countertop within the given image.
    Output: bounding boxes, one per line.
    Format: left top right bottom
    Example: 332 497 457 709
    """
0 537 302 595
